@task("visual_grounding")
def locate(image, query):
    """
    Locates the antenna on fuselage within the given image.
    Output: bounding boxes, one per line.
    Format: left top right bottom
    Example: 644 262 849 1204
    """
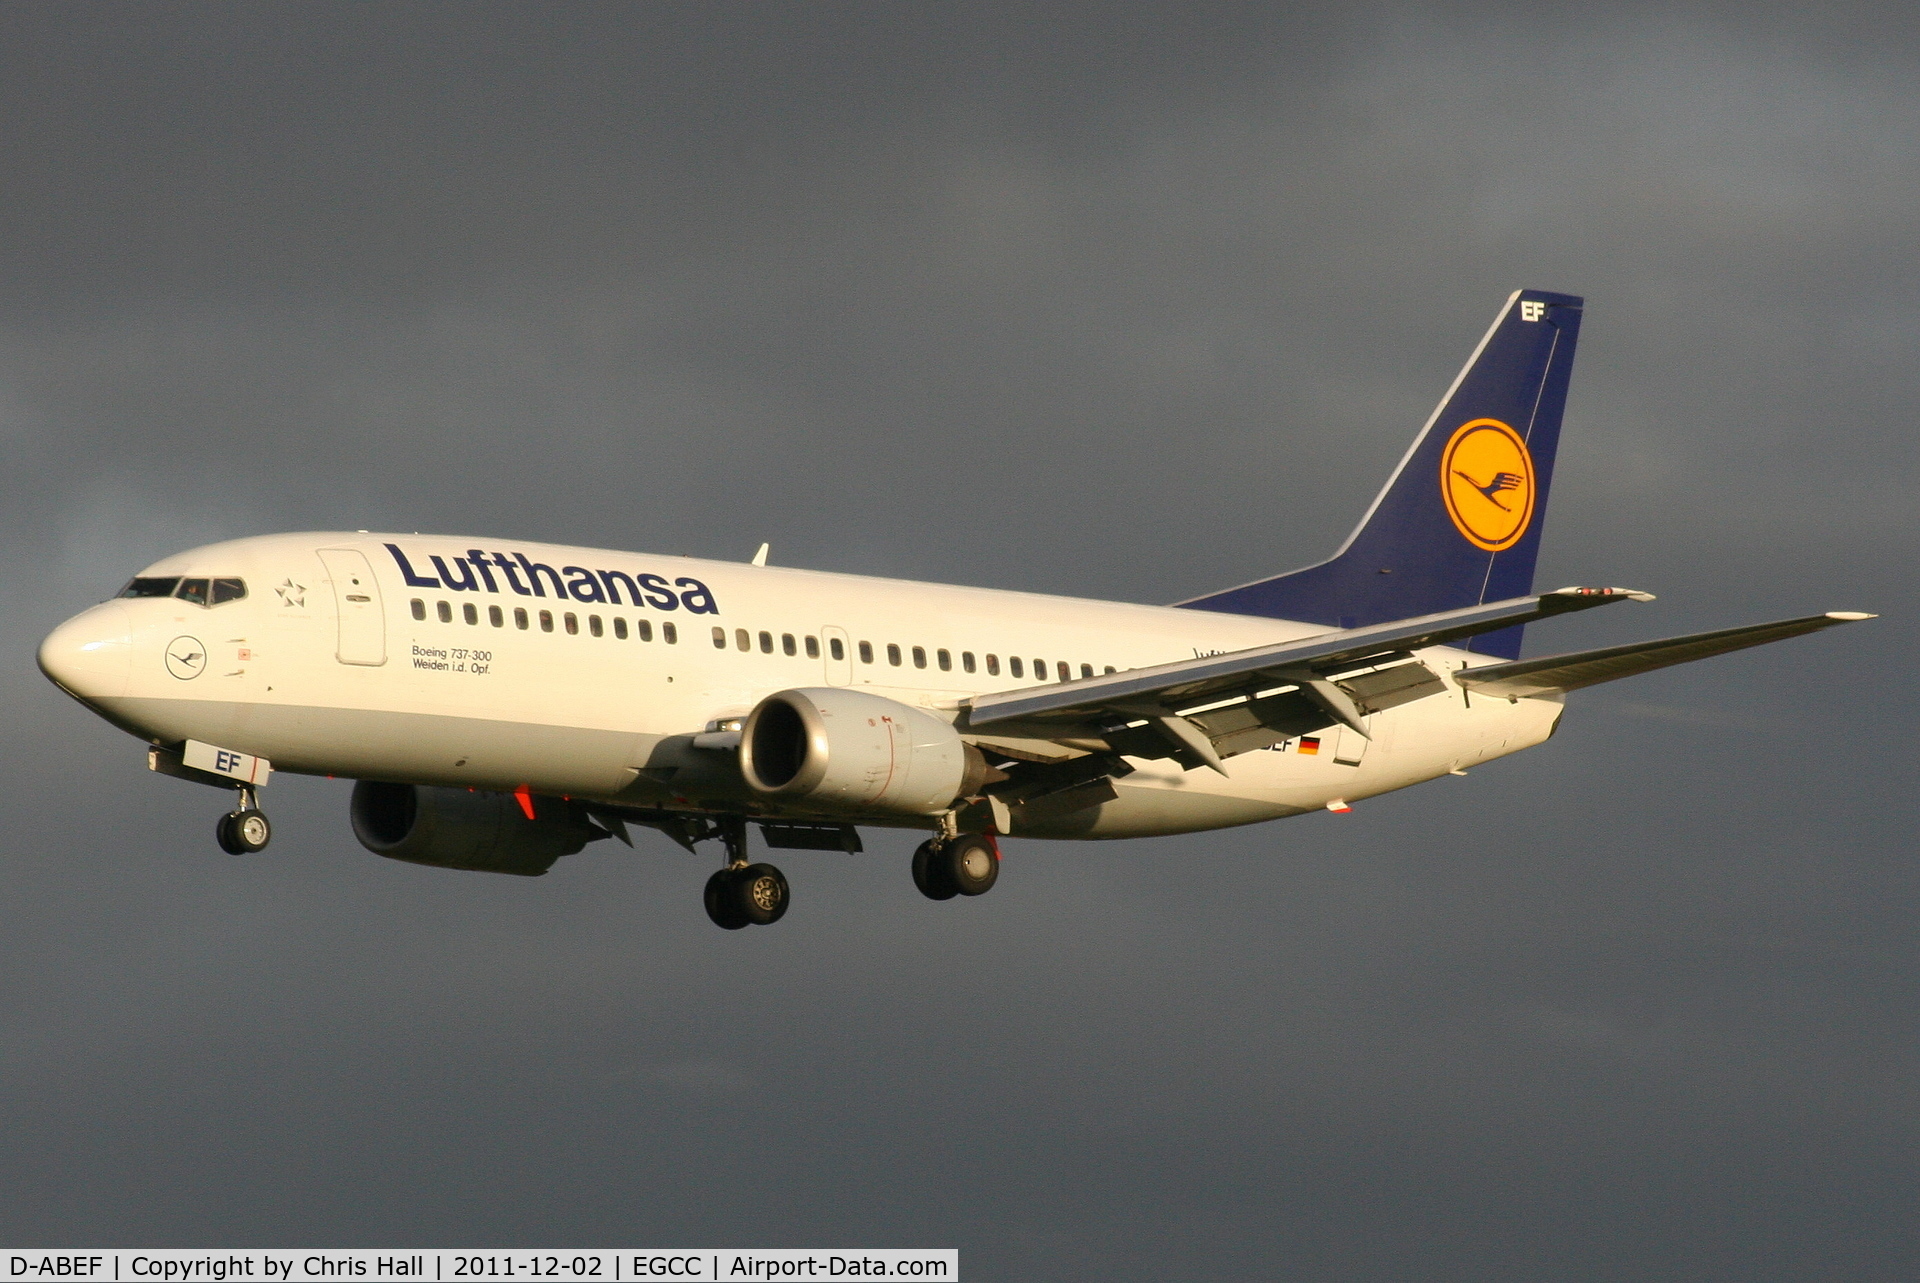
750 543 770 567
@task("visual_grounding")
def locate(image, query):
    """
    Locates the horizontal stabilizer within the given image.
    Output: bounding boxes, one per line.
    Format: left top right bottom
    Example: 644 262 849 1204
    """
1454 612 1875 698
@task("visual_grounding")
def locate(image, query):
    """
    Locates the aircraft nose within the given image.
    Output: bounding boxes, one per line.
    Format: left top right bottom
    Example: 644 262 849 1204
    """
39 602 133 701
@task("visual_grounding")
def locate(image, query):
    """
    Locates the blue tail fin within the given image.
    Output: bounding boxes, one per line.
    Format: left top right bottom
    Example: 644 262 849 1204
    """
1177 289 1583 660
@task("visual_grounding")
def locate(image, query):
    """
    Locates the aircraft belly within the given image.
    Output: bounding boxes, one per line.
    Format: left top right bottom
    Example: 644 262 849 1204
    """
1016 783 1308 839
90 696 650 797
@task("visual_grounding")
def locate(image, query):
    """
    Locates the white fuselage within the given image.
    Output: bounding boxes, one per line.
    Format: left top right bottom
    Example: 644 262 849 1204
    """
40 533 1563 839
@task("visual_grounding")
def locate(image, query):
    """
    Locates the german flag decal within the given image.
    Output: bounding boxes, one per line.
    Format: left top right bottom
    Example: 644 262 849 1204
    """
1298 736 1321 755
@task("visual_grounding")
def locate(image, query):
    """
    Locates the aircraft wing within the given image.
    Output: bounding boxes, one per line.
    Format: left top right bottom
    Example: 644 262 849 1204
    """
959 587 1650 771
1452 611 1875 699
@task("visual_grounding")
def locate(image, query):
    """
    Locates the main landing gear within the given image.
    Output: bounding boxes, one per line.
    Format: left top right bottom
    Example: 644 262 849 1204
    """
912 833 999 901
702 816 790 930
215 786 272 855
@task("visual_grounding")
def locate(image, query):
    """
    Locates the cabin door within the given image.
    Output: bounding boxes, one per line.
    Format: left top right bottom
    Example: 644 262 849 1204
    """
317 548 388 666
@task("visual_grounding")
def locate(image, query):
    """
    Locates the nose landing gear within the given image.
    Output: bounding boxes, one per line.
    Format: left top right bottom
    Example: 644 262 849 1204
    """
701 817 790 929
215 786 272 855
912 833 999 900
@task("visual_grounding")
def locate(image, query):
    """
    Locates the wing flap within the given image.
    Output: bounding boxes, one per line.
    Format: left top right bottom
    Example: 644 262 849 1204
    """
963 586 1649 729
1455 612 1874 698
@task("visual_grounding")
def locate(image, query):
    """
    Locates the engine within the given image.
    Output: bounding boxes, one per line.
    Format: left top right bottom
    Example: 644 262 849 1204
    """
739 687 995 817
349 781 603 876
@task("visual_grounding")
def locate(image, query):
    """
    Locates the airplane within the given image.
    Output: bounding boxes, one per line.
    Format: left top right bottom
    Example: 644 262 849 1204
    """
38 289 1873 930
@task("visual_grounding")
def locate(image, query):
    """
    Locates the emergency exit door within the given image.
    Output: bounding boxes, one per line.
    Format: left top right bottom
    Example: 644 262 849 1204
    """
317 548 387 666
822 626 854 686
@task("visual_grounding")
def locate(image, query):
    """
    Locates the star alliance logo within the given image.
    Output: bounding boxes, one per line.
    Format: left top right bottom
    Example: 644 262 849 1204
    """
275 579 306 608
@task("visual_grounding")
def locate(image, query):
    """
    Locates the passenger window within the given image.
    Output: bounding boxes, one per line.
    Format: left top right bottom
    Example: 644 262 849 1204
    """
782 633 796 656
912 646 926 669
489 605 504 627
515 607 529 630
1104 665 1115 674
565 613 579 635
961 651 975 673
663 621 678 644
637 619 653 642
1033 659 1045 681
713 626 727 649
734 629 749 651
613 617 628 640
212 578 247 605
176 579 211 606
858 641 873 664
759 631 773 653
464 603 479 625
985 654 999 676
437 601 452 623
589 615 603 637
806 636 821 659
1009 657 1023 678
1058 661 1071 681
937 649 952 671
539 610 553 632
887 644 902 666
120 577 180 598
1081 663 1093 679
411 599 425 621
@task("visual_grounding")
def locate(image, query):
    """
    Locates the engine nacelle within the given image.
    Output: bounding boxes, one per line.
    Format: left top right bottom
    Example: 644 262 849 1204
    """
740 688 992 817
350 781 602 877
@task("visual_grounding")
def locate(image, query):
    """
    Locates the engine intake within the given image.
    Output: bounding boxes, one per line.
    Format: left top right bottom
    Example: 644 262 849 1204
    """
740 688 992 817
350 781 601 876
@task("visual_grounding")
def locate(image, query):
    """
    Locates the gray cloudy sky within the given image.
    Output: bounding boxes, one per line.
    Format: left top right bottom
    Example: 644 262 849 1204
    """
4 4 1916 1278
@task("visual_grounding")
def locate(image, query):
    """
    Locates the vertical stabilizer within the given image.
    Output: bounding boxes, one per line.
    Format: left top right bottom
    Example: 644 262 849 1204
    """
1177 289 1583 659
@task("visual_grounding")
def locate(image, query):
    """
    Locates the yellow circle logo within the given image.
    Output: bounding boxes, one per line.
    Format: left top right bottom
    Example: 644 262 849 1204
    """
1440 418 1535 552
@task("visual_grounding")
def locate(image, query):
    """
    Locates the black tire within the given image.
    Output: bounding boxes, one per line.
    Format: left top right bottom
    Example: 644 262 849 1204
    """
945 834 999 897
704 868 750 930
736 862 790 925
215 812 246 855
230 809 272 853
911 840 958 901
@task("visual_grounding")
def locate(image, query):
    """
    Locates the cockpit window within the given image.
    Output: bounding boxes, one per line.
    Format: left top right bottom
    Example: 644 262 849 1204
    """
144 577 247 607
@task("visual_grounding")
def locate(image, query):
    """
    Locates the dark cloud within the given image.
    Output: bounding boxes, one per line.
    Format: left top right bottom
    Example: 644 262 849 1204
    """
3 4 1915 1277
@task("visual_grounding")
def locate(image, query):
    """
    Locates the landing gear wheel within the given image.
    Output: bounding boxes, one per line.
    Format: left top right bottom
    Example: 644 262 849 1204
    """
216 809 271 855
703 863 789 928
704 868 750 930
736 863 790 925
945 834 999 897
912 841 958 901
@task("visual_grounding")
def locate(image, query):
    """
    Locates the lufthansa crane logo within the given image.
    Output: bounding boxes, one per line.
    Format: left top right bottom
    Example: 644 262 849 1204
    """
165 635 208 681
1440 418 1535 552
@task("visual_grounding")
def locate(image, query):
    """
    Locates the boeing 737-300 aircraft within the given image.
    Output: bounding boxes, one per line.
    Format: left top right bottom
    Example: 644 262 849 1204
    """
39 290 1872 929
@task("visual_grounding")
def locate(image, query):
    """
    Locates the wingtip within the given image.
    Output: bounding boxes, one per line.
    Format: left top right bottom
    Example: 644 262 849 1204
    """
1826 611 1877 621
